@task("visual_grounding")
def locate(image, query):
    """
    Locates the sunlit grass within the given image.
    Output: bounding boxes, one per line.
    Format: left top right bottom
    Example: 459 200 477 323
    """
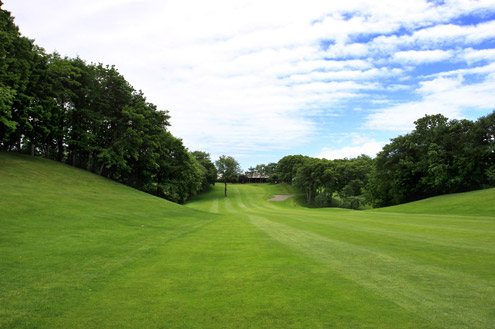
371 188 495 217
1 152 494 328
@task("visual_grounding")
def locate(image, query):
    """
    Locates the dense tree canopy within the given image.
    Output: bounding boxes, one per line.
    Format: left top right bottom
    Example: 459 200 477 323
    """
369 112 495 206
191 151 217 192
277 154 373 209
0 4 214 203
277 111 495 209
275 155 309 183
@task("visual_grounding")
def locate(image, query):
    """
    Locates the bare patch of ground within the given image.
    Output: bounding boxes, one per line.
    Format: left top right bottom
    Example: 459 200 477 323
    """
267 194 294 201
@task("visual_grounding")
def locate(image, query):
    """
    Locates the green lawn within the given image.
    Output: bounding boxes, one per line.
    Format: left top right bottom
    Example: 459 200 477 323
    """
1 152 494 328
370 188 495 217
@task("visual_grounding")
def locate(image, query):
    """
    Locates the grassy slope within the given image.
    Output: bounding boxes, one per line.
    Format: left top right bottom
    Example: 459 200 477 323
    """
0 153 217 328
370 188 495 217
1 152 495 328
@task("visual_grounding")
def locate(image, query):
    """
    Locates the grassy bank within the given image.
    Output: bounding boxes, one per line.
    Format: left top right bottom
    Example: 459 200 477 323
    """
1 152 494 328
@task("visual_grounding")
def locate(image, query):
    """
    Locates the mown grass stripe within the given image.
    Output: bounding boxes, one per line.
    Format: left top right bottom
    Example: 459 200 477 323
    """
209 198 219 214
259 210 495 281
266 211 495 255
248 213 495 329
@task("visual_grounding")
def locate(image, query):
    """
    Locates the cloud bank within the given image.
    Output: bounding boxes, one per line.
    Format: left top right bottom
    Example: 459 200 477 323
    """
4 0 495 167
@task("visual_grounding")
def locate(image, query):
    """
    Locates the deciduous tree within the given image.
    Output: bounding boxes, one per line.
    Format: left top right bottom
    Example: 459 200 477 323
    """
215 155 241 197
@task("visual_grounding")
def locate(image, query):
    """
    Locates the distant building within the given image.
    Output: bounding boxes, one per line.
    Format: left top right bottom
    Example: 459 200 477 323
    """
217 172 270 183
244 172 269 183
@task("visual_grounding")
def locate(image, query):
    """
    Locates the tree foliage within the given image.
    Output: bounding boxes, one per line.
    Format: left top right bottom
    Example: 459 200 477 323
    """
191 151 217 192
287 155 373 208
369 112 495 206
275 155 309 183
215 155 241 197
0 4 213 203
283 113 494 209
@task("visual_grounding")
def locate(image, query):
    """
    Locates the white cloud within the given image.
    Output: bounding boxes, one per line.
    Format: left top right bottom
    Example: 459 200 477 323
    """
369 21 495 57
423 63 495 78
417 75 464 95
393 49 453 64
3 0 495 167
318 140 385 160
287 67 400 84
462 48 495 64
325 42 370 59
407 21 495 46
365 75 495 132
365 102 462 132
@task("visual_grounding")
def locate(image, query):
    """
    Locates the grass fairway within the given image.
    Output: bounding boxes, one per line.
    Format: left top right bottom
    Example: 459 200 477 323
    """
1 152 495 328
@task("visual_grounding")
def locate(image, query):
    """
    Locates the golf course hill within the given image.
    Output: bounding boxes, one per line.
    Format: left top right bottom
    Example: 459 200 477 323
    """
0 152 218 328
372 187 495 217
1 151 494 329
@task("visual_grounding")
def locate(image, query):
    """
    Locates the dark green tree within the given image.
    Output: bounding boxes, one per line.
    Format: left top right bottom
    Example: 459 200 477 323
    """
265 162 277 181
275 155 308 183
215 155 241 197
293 158 323 205
0 3 21 145
0 86 16 144
0 3 216 204
369 113 495 207
191 151 217 192
0 3 41 152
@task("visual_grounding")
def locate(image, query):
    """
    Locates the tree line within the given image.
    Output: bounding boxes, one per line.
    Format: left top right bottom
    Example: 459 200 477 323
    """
0 4 216 203
369 113 495 206
195 112 495 208
272 112 495 209
273 154 373 209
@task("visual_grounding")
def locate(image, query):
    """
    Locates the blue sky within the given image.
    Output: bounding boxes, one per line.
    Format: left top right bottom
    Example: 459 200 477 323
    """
4 0 495 170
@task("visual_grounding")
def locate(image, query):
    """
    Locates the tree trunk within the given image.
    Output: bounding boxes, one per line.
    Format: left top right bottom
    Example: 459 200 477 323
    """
72 148 77 167
87 152 93 171
57 137 64 162
30 143 34 156
224 181 227 197
45 145 50 159
98 163 105 176
306 190 312 206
